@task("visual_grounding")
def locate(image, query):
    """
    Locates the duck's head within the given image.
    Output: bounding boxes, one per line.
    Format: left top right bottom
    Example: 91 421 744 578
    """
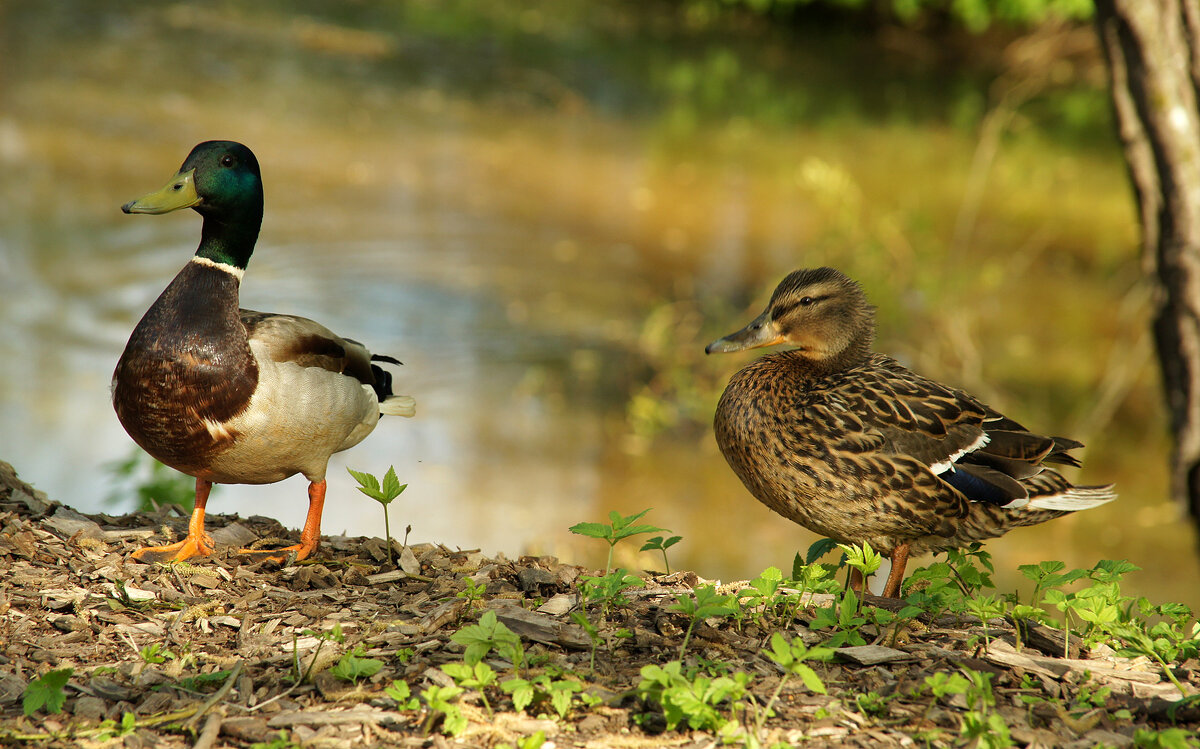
123 141 264 268
706 267 876 370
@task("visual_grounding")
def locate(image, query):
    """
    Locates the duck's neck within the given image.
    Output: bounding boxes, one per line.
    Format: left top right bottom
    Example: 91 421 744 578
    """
795 334 874 378
195 206 261 272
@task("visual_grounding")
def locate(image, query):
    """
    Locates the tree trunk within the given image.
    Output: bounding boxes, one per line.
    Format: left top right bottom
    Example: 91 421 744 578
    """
1094 0 1200 534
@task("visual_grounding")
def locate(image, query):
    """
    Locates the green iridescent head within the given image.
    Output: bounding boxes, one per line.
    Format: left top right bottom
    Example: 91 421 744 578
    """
123 141 264 269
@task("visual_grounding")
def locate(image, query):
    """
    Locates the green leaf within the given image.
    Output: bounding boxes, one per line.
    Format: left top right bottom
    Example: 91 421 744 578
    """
23 669 72 716
794 663 827 694
381 466 403 500
347 467 380 495
806 538 840 565
502 677 535 712
568 521 612 541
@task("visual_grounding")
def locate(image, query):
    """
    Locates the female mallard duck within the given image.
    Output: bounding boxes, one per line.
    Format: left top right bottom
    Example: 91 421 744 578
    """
113 141 415 564
706 267 1114 597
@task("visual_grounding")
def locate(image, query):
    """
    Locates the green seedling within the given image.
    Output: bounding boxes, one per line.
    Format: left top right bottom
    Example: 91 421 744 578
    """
138 642 173 665
917 670 971 722
636 660 751 733
450 609 525 670
94 713 138 742
292 623 344 683
348 466 408 565
670 584 737 656
178 670 232 693
761 633 833 698
958 668 1011 749
421 684 467 737
443 661 498 714
738 566 784 628
250 731 300 749
569 508 668 574
1132 727 1200 749
23 668 73 717
965 594 1007 651
385 679 420 710
330 646 384 684
501 672 587 718
640 534 682 574
457 575 487 606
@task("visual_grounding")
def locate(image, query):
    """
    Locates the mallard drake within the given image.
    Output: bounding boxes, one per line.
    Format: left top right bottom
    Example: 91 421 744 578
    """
706 267 1114 597
112 141 415 564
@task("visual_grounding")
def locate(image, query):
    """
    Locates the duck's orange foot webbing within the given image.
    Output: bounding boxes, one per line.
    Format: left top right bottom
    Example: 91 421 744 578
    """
880 543 911 599
237 479 326 565
131 478 215 563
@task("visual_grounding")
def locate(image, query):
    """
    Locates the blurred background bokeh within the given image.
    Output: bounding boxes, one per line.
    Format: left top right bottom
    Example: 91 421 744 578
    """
2 0 1196 607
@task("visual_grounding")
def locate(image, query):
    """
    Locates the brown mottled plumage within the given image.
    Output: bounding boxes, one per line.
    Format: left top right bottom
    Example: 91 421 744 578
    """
113 141 415 565
706 267 1114 597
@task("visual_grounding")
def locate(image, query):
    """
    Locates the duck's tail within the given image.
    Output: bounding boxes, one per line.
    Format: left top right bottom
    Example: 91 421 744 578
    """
380 394 416 418
370 354 416 417
1027 483 1117 511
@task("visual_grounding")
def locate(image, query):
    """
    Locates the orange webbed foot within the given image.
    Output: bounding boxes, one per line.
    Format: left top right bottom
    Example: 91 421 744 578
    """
236 540 318 566
131 533 215 563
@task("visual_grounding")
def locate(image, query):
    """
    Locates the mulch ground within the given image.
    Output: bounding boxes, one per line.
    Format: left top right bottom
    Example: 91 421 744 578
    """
0 459 1197 748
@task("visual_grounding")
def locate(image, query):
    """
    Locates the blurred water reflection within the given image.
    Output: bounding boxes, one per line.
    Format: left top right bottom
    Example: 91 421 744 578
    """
1 1 1195 606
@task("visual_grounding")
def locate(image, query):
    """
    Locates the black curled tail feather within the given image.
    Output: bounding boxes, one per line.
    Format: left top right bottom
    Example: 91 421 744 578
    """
369 355 401 402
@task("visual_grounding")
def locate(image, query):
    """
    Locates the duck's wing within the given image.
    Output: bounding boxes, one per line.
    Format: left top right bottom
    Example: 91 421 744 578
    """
240 310 371 378
843 356 1071 510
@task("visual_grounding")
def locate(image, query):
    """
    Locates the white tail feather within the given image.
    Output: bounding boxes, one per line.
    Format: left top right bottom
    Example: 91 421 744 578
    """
1028 485 1116 512
380 395 416 418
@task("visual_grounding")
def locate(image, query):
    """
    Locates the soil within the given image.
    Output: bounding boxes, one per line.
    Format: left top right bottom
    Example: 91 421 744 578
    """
1 460 1197 748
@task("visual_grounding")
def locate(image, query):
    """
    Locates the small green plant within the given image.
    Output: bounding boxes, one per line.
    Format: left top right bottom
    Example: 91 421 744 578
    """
959 668 1011 749
918 670 971 722
640 534 683 574
497 732 548 749
385 679 420 710
636 660 751 733
330 646 384 684
501 672 589 718
94 713 138 742
761 632 833 695
422 683 467 737
348 466 408 564
292 623 344 683
670 584 737 656
569 508 668 574
737 566 784 628
443 661 498 714
177 670 233 693
23 668 73 717
809 584 868 647
138 642 173 665
451 610 525 670
965 594 1007 651
1132 727 1200 749
457 575 487 606
250 731 300 749
855 690 892 718
574 568 644 669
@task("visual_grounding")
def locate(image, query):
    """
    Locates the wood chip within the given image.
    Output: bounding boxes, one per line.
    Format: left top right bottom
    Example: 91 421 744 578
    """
490 602 591 651
266 708 402 728
836 645 914 665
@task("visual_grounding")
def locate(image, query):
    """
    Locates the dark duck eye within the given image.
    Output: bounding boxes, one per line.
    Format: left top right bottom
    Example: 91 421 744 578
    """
220 154 236 167
799 296 815 307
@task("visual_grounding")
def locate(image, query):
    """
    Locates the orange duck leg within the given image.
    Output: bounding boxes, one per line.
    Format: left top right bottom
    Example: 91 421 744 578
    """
131 478 216 563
